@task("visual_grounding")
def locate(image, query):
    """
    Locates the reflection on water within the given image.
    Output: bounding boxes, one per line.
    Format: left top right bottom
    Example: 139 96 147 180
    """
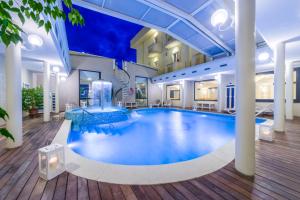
67 109 265 165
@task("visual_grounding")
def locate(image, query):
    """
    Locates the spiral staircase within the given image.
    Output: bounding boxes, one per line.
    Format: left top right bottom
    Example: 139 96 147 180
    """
114 67 131 104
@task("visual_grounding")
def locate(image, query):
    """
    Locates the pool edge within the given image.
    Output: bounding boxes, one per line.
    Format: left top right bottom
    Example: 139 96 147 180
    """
52 119 236 185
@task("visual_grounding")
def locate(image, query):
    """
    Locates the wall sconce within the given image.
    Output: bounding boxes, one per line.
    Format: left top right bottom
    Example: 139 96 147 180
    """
259 124 273 142
38 143 65 180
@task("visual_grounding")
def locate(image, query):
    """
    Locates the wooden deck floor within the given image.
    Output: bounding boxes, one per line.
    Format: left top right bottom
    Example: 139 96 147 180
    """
0 117 300 200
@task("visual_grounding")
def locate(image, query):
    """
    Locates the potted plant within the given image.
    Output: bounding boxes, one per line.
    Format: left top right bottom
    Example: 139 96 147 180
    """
22 87 43 118
0 107 14 142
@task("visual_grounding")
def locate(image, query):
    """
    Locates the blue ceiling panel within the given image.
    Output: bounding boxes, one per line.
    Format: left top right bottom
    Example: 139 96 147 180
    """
203 46 224 55
226 39 235 50
187 33 215 50
164 0 209 14
104 0 149 19
169 21 198 39
85 0 103 6
142 8 177 28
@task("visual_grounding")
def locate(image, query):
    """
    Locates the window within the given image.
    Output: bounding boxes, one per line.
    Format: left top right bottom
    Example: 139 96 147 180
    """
135 76 148 107
172 52 180 63
255 73 274 101
79 70 101 106
166 85 180 100
194 80 218 101
255 70 299 102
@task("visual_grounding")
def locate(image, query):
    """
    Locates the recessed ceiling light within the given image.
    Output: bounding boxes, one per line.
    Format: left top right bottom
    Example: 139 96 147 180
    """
28 34 43 47
258 52 270 61
211 9 229 27
52 66 60 73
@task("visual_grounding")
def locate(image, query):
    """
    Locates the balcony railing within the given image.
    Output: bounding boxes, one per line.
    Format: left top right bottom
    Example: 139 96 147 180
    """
44 0 71 72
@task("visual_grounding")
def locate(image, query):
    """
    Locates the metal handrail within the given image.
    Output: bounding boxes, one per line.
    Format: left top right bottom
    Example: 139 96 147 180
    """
114 68 131 99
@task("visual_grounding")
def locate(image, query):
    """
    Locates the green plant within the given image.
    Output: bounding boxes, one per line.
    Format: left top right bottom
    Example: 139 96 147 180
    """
22 86 43 111
0 107 14 141
0 0 84 46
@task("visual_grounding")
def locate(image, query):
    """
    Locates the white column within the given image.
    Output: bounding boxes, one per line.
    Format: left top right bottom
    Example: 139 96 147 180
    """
55 73 60 113
235 0 256 176
5 43 23 148
274 42 286 131
217 75 223 112
181 81 185 108
285 62 294 120
43 62 51 122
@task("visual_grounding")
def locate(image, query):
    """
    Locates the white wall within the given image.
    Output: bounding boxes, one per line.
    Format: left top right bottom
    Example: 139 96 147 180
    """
59 54 158 111
148 83 161 104
294 103 300 117
59 54 116 111
0 55 5 126
21 68 33 87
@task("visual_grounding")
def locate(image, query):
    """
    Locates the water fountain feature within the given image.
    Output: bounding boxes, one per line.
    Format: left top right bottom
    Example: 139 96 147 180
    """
91 80 112 109
65 80 130 125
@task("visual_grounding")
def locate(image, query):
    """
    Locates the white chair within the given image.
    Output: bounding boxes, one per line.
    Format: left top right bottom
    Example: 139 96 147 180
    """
163 100 172 107
65 104 73 111
80 100 87 108
151 100 161 107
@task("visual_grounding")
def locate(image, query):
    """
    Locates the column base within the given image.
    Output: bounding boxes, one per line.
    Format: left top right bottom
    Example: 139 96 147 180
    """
5 139 23 149
235 162 255 177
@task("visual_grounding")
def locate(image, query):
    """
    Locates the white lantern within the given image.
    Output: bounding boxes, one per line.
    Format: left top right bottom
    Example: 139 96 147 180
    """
38 143 65 180
259 124 274 142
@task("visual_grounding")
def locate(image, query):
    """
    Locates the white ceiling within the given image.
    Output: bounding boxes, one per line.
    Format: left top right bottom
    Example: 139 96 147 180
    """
0 17 64 72
256 0 300 62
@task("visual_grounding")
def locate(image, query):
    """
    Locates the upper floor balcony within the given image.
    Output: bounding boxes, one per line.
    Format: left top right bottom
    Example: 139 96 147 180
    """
165 36 181 49
148 43 163 58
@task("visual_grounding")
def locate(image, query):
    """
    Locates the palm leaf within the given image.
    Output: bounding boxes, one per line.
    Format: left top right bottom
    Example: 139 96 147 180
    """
0 107 9 121
0 128 15 141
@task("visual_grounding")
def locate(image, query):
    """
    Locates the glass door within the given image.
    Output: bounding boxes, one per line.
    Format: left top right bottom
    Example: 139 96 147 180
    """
79 70 101 107
135 76 148 107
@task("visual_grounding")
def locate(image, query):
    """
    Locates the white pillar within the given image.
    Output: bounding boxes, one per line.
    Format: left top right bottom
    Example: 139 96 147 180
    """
43 62 51 122
5 43 23 148
217 75 223 112
55 73 60 113
181 81 185 108
235 0 256 176
285 62 294 120
274 42 286 131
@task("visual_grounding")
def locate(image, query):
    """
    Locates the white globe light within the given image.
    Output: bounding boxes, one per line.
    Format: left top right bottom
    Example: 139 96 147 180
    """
28 34 43 47
211 9 229 27
258 52 270 61
52 66 60 73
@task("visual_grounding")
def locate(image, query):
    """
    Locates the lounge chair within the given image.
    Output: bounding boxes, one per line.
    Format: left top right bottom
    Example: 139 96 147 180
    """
163 100 172 107
151 100 161 107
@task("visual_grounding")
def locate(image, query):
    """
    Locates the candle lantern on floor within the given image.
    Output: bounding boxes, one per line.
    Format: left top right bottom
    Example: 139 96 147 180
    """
259 124 274 142
38 143 65 180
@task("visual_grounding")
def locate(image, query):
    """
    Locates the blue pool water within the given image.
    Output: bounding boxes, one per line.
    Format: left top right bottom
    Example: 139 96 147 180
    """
67 108 266 165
